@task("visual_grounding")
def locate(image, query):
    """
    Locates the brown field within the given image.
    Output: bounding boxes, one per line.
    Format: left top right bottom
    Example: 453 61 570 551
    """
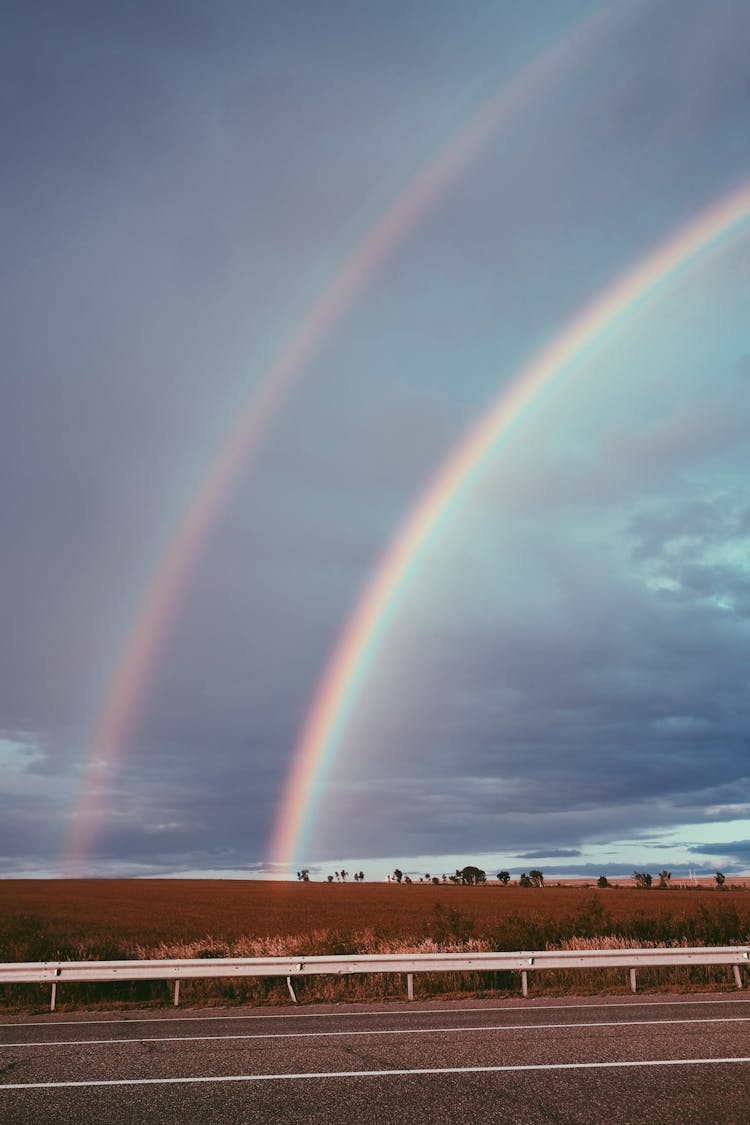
2 880 748 1010
2 879 749 948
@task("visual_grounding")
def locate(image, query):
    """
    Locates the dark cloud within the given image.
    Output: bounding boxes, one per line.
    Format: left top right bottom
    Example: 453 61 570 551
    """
689 841 750 865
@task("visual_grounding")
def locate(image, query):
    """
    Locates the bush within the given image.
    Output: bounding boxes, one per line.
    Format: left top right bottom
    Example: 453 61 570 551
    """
425 904 476 944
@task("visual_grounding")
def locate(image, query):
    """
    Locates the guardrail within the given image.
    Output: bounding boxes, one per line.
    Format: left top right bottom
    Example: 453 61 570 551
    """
1 946 747 1011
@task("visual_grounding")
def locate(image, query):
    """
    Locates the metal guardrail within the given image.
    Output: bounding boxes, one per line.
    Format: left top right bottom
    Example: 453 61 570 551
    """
1 946 747 1011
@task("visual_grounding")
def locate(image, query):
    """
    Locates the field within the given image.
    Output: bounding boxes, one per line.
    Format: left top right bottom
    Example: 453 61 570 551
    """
2 880 749 1010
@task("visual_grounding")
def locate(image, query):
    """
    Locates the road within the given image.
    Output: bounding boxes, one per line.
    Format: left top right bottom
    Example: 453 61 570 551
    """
1 994 749 1123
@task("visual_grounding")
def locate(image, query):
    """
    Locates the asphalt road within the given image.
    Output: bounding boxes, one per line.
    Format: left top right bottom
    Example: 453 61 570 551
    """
1 994 749 1123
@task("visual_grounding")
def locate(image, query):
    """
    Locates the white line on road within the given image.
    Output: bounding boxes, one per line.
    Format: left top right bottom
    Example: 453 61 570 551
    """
5 1014 750 1048
3 995 748 1028
3 1057 750 1089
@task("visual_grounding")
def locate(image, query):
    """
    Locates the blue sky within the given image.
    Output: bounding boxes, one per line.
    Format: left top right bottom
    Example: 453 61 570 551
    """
2 1 750 881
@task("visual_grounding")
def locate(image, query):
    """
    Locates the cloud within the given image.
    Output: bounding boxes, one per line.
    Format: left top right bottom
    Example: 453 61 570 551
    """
689 840 750 864
516 849 581 860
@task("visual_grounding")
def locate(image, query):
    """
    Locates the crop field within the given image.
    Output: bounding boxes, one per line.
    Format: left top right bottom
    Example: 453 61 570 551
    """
1 880 749 1010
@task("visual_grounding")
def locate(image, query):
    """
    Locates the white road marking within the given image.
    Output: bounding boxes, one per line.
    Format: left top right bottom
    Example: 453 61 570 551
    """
4 1014 750 1048
2 994 748 1028
3 1057 750 1089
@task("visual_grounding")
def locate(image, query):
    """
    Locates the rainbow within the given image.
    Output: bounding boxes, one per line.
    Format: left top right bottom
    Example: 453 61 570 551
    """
269 175 750 871
64 8 617 871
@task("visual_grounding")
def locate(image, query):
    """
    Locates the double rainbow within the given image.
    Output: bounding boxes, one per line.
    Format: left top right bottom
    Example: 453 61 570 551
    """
64 7 617 871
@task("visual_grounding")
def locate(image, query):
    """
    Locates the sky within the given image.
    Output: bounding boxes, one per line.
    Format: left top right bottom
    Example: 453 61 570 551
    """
2 0 750 883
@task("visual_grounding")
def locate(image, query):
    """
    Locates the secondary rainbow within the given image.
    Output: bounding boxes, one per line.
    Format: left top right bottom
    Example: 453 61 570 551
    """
270 174 750 871
64 8 617 871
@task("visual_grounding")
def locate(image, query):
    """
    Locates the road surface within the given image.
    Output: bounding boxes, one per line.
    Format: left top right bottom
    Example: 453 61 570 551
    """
1 993 749 1122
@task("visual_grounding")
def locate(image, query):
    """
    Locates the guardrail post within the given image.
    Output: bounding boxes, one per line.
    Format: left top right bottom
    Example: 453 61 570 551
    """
50 982 57 1012
407 973 414 1001
287 976 298 1003
629 968 637 993
173 980 180 1006
521 971 528 998
733 965 743 990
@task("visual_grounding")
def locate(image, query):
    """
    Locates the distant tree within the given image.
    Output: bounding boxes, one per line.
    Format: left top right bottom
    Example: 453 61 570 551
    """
658 870 672 888
358 871 365 882
497 871 511 885
459 865 486 885
327 874 334 883
297 869 310 882
393 868 403 883
597 875 609 888
633 871 652 889
404 875 412 884
529 870 544 888
432 877 441 885
519 872 532 888
715 871 726 887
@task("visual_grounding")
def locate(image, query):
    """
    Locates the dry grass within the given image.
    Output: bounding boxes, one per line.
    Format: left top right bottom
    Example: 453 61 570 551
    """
1 880 748 1010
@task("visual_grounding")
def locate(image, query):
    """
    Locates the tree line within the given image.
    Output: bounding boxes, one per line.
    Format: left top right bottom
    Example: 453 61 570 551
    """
297 869 365 882
299 866 728 886
298 865 546 885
